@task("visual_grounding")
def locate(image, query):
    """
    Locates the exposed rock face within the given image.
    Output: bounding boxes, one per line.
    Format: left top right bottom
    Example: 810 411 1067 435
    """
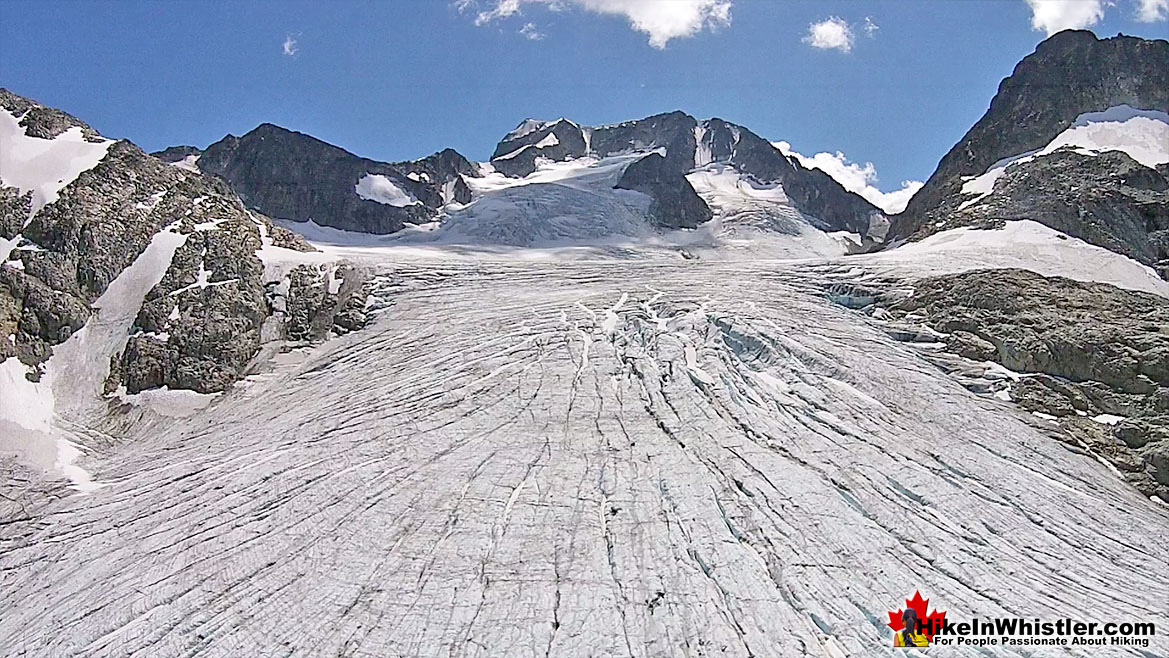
194 125 479 234
153 145 202 163
892 31 1169 247
615 153 712 229
1 90 369 397
591 111 699 174
490 111 883 236
702 119 881 236
0 88 103 142
882 268 1169 501
490 119 589 177
939 150 1169 274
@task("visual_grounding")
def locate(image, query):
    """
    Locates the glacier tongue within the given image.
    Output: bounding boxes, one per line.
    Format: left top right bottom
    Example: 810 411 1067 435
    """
1 259 1166 657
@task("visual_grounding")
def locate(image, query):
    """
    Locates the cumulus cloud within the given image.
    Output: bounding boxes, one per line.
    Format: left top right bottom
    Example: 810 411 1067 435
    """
772 141 923 214
1024 0 1105 35
282 33 299 56
519 22 546 39
802 16 854 53
460 0 732 49
1136 0 1169 21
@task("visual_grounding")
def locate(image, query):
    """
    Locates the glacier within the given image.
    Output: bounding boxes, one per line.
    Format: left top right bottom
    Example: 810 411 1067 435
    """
1 253 1167 656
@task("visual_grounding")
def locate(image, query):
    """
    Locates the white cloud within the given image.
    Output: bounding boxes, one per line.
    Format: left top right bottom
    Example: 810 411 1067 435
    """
282 33 299 57
1135 0 1169 21
863 16 879 37
460 0 732 49
773 141 923 214
1024 0 1105 35
802 16 854 53
519 22 546 39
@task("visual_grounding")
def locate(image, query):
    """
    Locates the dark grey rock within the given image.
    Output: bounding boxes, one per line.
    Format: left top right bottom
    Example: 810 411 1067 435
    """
196 124 478 234
882 267 1169 501
614 153 712 229
892 31 1169 251
152 145 202 163
274 263 369 343
0 88 103 142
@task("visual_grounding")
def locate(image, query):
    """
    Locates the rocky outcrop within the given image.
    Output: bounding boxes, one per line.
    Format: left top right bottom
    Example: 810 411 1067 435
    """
702 119 881 236
877 268 1169 501
0 88 103 142
937 150 1169 274
194 124 479 234
614 153 712 229
1 90 370 397
591 111 698 173
892 31 1169 247
490 119 589 177
489 111 883 236
153 145 202 163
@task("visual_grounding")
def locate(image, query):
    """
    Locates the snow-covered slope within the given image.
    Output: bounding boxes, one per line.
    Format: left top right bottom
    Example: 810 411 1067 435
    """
2 259 1166 656
958 105 1169 210
394 154 655 248
0 107 113 223
377 153 857 260
863 220 1169 298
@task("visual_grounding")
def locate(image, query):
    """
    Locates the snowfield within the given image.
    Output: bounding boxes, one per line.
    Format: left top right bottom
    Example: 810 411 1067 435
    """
865 220 1169 297
1 256 1167 657
959 105 1169 210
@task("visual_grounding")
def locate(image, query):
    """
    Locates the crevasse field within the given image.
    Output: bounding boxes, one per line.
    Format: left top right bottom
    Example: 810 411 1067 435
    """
4 255 1169 657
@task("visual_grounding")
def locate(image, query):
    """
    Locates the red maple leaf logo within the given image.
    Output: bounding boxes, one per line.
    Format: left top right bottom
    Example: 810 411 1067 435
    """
887 590 947 641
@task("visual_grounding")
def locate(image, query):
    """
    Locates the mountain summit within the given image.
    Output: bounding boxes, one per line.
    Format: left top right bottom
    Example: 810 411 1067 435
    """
488 111 884 238
891 30 1169 273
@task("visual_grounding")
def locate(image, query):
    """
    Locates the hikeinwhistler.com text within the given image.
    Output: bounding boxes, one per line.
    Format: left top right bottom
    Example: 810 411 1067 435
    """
921 617 1156 648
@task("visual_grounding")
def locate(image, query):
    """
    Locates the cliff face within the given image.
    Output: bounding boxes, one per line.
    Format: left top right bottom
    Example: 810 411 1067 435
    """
891 31 1169 251
195 124 478 234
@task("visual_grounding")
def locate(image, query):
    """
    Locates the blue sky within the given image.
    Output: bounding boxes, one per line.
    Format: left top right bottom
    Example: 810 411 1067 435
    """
2 0 1166 203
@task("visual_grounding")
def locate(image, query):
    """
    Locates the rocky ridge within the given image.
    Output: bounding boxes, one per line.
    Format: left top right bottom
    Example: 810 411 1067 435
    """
891 31 1169 266
489 111 884 235
1 89 371 397
827 268 1169 502
169 125 480 235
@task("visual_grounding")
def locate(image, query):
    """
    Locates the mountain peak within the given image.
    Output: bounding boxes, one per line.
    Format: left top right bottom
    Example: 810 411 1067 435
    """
893 29 1169 242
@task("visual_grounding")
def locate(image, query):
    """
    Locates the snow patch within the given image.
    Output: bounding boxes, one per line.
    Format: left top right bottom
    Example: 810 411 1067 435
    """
866 220 1169 297
1092 413 1125 426
169 154 201 173
694 123 711 168
110 385 220 418
355 173 418 207
959 105 1169 209
0 107 113 221
493 144 533 161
